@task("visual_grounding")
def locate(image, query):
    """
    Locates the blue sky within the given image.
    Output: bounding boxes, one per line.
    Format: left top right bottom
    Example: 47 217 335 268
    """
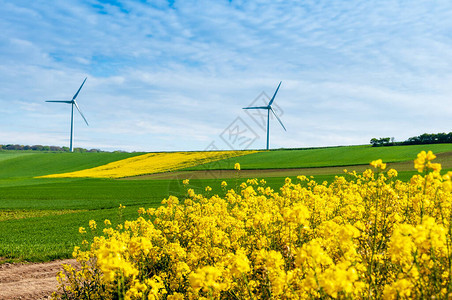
1 0 452 152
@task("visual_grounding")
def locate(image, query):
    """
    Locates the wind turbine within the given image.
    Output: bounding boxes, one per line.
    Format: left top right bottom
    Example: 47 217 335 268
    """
243 81 286 150
45 77 89 152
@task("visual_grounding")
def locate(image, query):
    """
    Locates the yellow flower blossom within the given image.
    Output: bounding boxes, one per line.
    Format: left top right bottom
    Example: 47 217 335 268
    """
387 168 398 178
414 150 437 172
55 151 452 300
370 159 387 170
89 220 97 230
39 151 258 179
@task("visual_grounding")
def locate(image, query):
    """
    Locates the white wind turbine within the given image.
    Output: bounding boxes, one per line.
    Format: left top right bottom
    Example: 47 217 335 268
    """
243 81 286 150
45 77 89 152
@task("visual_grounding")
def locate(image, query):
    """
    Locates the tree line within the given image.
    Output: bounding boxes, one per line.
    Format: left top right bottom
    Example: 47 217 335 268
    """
371 132 452 147
0 144 104 152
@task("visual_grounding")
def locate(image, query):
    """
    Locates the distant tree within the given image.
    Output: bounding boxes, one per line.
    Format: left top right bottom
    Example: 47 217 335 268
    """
32 145 43 151
370 137 391 147
0 144 110 152
50 146 63 151
5 144 22 150
381 137 390 145
402 132 452 145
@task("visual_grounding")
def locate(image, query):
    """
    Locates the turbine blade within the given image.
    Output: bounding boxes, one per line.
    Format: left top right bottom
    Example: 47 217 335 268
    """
45 100 72 103
271 107 286 131
72 77 87 100
74 101 89 126
268 81 282 106
243 106 269 109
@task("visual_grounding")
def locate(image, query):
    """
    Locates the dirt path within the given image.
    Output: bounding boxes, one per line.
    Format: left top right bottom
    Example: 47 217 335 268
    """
0 259 76 300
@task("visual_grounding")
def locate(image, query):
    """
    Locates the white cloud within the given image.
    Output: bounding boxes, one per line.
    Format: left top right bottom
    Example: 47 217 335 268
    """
1 0 452 151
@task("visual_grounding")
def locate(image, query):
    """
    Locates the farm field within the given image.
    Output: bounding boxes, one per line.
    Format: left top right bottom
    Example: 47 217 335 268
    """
185 144 452 170
0 151 144 180
0 144 451 262
54 148 452 299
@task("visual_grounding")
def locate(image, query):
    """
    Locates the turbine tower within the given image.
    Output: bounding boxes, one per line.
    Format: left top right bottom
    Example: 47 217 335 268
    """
45 77 89 152
243 81 286 150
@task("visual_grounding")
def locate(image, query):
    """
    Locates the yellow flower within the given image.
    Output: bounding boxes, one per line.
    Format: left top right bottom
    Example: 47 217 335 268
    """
183 179 189 185
40 151 258 178
187 188 195 197
55 151 452 299
383 278 413 299
221 181 227 188
89 220 97 230
167 293 184 300
387 168 398 178
230 248 251 276
234 163 241 170
426 162 442 173
370 159 386 170
426 150 436 160
78 227 86 234
414 150 437 172
189 266 224 292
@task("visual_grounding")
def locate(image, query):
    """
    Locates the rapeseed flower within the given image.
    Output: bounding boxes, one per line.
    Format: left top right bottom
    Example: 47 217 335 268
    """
55 151 452 300
40 151 257 179
370 159 387 170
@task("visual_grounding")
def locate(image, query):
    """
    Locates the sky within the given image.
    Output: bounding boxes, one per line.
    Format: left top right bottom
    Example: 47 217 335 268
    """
1 0 452 152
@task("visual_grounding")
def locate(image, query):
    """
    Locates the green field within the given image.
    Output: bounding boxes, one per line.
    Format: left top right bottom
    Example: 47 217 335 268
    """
0 176 301 262
186 144 452 170
0 151 143 179
0 144 451 262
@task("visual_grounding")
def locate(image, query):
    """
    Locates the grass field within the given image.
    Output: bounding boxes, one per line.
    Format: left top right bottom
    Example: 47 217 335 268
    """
0 144 451 262
185 144 452 170
0 177 300 261
0 151 143 179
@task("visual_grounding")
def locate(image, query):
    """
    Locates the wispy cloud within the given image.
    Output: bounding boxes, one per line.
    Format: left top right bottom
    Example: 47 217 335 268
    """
1 0 452 151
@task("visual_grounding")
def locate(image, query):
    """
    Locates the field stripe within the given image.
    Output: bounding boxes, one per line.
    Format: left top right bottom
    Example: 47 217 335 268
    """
122 152 452 180
38 151 259 179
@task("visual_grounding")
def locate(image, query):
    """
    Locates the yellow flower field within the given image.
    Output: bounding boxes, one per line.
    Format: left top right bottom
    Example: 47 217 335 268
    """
54 151 452 299
40 150 258 179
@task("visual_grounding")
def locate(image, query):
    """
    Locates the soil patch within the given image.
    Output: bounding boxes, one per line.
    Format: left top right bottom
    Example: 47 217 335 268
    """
0 259 77 300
